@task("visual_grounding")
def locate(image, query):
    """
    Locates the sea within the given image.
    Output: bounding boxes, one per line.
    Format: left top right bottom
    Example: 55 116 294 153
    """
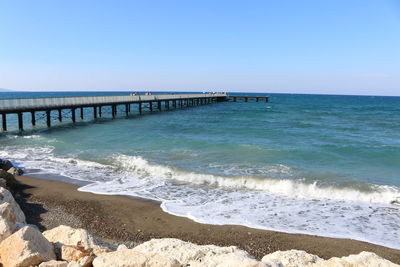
0 91 399 249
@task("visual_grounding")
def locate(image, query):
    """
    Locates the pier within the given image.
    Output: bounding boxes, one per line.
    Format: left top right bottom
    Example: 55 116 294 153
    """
229 96 269 102
0 93 227 131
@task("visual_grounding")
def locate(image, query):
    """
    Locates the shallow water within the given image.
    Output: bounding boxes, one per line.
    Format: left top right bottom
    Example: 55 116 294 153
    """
1 92 399 249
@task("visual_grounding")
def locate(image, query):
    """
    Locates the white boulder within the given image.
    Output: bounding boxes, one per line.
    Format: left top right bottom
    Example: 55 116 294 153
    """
132 238 266 267
0 226 56 267
0 186 26 223
67 262 81 267
77 255 96 267
39 260 68 267
310 251 399 267
92 249 180 267
43 225 109 251
61 245 91 262
262 249 323 267
0 202 17 242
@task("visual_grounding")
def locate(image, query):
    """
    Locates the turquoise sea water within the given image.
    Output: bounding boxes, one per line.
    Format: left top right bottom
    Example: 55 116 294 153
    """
0 92 399 248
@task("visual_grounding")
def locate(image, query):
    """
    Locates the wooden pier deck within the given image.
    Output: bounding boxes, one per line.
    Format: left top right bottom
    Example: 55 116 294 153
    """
0 93 227 131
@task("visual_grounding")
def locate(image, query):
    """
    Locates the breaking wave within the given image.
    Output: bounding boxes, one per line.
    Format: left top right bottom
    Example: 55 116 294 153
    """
1 147 400 249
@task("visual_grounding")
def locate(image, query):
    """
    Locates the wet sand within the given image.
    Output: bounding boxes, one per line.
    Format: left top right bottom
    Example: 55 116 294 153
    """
15 175 400 263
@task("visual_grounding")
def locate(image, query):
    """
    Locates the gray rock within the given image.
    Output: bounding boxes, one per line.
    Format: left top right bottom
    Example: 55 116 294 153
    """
0 170 19 189
0 159 14 171
7 167 24 176
0 178 7 188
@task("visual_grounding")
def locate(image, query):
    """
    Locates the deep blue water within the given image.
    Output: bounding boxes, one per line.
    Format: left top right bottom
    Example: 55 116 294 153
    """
0 91 399 248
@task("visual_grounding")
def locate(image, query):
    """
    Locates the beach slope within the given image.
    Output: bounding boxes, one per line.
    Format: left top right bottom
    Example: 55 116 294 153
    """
14 175 400 263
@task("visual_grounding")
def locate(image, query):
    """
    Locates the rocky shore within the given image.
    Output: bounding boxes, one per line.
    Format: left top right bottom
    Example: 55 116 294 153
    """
0 158 399 266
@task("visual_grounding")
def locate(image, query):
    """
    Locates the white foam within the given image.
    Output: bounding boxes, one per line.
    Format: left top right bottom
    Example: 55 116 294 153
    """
107 154 400 205
1 147 400 249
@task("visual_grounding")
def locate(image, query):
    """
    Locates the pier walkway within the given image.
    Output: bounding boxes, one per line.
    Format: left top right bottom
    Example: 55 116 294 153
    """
0 93 227 131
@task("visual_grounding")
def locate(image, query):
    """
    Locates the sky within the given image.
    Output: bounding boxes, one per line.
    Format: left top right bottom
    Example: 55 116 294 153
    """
0 0 400 95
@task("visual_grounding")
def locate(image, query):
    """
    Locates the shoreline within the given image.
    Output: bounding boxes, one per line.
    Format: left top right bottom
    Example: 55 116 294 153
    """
15 175 400 263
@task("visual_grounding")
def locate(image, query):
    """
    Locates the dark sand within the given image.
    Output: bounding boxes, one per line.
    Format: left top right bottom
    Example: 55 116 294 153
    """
15 175 400 263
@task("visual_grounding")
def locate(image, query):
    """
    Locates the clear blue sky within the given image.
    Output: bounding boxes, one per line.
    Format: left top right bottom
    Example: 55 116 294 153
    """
1 0 399 95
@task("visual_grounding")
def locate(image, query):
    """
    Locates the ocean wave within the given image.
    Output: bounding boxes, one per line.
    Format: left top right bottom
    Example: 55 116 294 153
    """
110 154 400 205
1 146 400 249
1 147 399 205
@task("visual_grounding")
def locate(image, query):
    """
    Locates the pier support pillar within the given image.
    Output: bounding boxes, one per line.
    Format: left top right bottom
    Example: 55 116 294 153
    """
99 106 102 117
1 113 7 131
125 104 129 116
31 112 36 126
157 101 161 111
58 109 62 122
80 107 84 120
18 112 24 131
46 110 51 128
149 102 153 112
112 105 116 118
139 103 142 114
94 106 97 119
72 108 76 123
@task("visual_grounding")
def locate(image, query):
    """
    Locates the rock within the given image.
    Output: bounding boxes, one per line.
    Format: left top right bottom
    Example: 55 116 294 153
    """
39 260 69 267
0 159 14 171
67 262 81 267
262 250 322 266
147 254 182 267
0 226 56 267
0 187 26 223
0 170 19 189
0 202 17 242
132 238 266 267
43 225 110 251
117 244 128 251
61 245 91 262
92 249 180 267
391 197 400 205
7 166 24 176
92 246 110 256
0 178 7 188
77 255 96 267
310 251 399 267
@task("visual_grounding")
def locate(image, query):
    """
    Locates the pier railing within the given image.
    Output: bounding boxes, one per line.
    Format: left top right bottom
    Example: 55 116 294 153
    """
0 93 228 131
0 93 226 112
